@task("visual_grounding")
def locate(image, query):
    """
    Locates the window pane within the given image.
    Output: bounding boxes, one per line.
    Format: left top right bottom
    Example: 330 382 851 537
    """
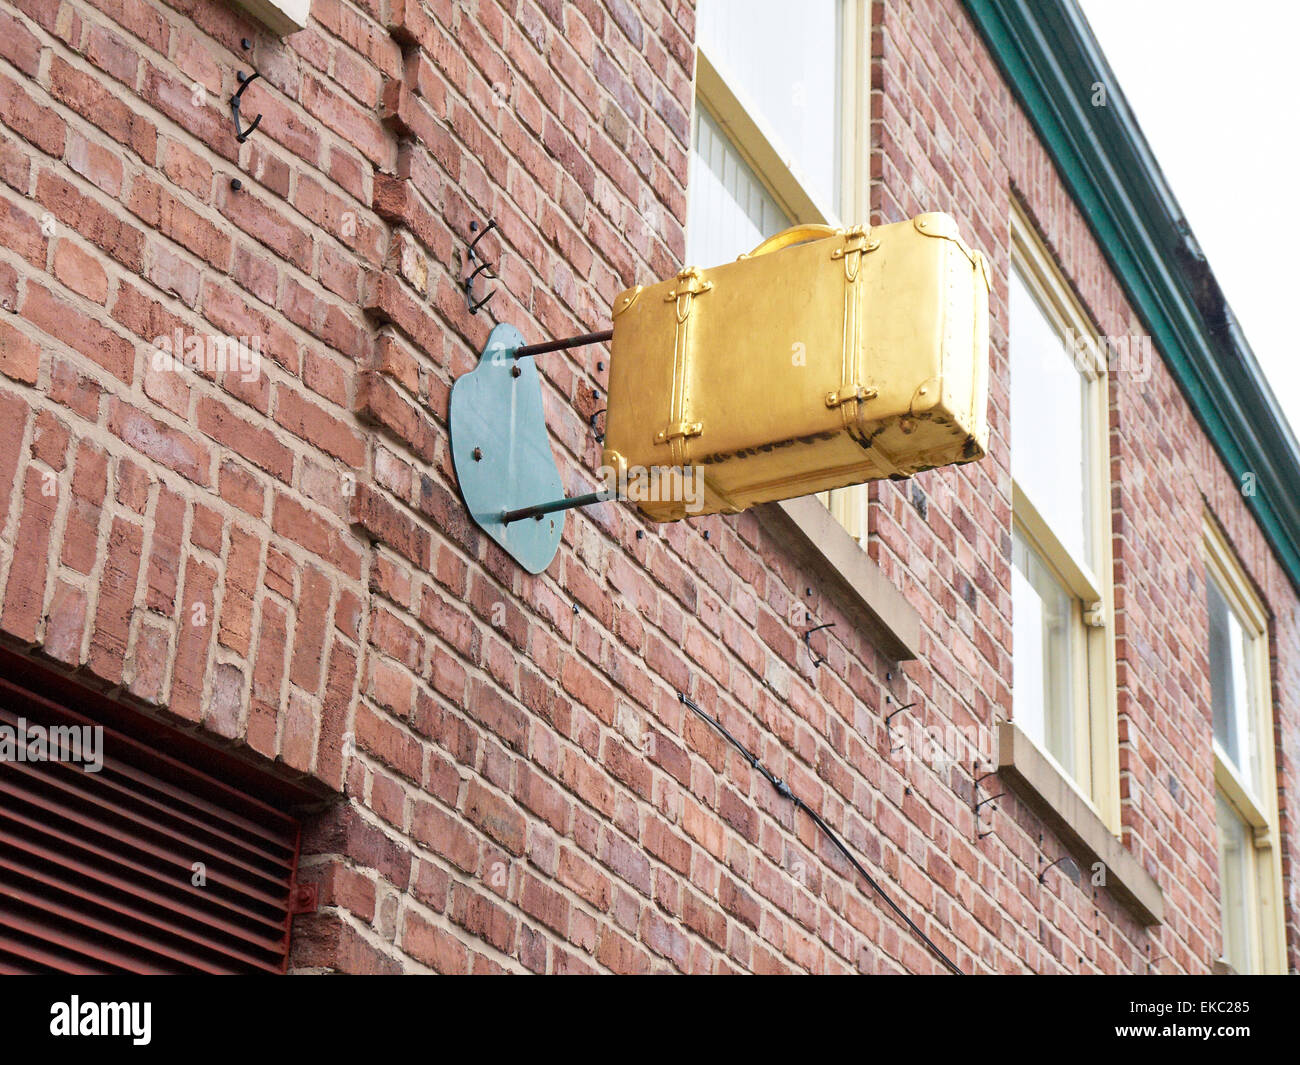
686 107 789 266
1207 574 1258 794
1012 530 1075 774
1215 791 1255 974
1010 267 1090 563
696 0 841 210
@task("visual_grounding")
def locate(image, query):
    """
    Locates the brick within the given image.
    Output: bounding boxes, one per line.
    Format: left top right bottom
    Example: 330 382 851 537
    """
290 564 331 692
140 488 182 614
0 197 45 271
0 319 40 384
43 580 88 665
0 8 41 77
196 395 294 483
23 282 134 382
52 239 109 304
272 494 359 578
464 780 526 856
127 178 231 270
36 168 145 271
1 467 57 641
108 397 209 483
274 385 365 467
86 516 144 684
49 58 156 163
65 131 125 198
348 483 430 569
170 555 217 721
0 72 66 157
60 441 108 575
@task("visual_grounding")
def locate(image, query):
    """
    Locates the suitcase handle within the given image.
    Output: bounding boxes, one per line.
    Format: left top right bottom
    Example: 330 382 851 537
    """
744 224 840 258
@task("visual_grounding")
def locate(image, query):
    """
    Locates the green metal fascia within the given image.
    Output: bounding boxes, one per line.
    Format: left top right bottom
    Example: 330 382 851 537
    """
964 0 1300 596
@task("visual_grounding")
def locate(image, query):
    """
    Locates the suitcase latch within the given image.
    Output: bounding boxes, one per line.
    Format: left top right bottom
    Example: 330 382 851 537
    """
664 267 712 323
826 385 879 408
830 227 879 280
655 421 703 444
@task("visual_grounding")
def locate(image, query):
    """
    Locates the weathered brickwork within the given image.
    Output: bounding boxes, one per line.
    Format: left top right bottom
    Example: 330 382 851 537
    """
0 0 1294 973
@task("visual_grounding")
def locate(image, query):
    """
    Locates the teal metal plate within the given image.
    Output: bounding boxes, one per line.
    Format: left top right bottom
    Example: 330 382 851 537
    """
449 323 566 574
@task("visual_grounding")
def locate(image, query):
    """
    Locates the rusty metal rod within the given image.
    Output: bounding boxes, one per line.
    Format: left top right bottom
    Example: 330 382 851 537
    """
501 489 612 525
512 329 613 359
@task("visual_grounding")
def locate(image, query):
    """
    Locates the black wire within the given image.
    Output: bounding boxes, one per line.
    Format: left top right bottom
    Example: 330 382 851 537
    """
678 692 965 976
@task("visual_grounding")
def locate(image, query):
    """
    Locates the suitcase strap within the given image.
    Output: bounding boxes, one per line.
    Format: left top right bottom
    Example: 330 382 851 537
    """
828 228 879 446
660 267 711 464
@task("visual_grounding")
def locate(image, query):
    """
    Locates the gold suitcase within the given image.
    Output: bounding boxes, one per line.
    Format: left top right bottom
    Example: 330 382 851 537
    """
601 213 991 521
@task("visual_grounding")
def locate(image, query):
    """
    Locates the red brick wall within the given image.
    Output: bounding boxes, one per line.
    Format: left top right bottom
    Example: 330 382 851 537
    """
0 0 1294 973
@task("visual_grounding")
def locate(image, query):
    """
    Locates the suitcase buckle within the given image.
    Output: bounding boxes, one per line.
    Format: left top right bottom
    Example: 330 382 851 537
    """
825 385 879 408
655 421 703 444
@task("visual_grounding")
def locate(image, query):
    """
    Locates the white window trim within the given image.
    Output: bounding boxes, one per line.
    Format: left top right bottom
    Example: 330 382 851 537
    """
1009 204 1120 835
1204 516 1287 973
690 3 870 539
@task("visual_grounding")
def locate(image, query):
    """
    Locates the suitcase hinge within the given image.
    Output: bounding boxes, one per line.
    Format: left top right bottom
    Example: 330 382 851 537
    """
655 420 703 444
826 384 878 408
664 266 712 323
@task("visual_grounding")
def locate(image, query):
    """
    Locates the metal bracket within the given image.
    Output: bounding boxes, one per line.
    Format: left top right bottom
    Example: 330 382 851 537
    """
464 220 498 314
450 324 614 573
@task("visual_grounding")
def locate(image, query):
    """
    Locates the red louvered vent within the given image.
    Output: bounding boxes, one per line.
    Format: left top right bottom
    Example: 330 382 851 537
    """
0 663 307 975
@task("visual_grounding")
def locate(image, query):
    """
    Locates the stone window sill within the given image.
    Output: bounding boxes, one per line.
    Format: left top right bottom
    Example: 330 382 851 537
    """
229 0 309 36
763 496 922 661
997 721 1164 926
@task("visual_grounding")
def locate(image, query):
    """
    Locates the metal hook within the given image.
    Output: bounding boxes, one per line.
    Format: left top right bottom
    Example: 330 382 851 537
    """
230 70 263 143
801 622 835 668
468 289 497 314
590 407 606 443
465 220 499 314
467 219 497 253
1038 855 1078 883
885 701 917 726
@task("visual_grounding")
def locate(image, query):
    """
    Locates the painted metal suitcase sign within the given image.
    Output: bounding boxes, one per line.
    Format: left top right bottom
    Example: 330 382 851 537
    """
601 213 991 521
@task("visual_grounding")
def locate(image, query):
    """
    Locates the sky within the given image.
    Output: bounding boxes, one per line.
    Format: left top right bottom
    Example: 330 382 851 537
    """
1077 0 1300 443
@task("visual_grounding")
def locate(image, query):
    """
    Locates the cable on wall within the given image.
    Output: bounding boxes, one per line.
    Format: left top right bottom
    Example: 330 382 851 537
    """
677 692 965 976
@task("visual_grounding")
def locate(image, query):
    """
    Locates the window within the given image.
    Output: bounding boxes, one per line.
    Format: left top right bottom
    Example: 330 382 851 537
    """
1204 519 1286 973
687 0 867 536
687 108 790 270
1008 207 1119 829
